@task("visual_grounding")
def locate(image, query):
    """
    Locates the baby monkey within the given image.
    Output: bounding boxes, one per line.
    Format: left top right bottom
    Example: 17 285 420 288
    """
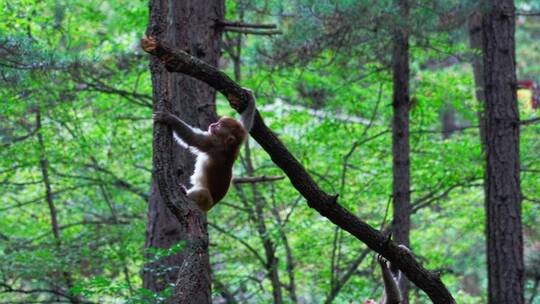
153 90 256 212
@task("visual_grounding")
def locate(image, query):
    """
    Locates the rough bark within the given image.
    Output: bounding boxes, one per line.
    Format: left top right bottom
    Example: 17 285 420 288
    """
482 1 524 303
391 0 411 302
141 38 456 304
143 0 223 302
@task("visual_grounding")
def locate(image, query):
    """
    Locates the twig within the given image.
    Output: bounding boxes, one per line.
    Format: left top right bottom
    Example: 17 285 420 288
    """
222 28 282 35
216 20 277 29
232 175 285 184
517 11 540 16
521 117 540 126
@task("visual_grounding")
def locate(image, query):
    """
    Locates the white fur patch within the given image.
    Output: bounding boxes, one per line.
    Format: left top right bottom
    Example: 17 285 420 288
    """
171 128 211 190
191 153 209 188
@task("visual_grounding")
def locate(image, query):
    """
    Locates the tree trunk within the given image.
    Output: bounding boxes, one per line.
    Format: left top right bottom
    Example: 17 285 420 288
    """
466 10 487 299
37 111 81 304
391 0 411 302
468 11 487 149
143 0 223 301
482 1 524 303
244 141 284 304
440 104 458 140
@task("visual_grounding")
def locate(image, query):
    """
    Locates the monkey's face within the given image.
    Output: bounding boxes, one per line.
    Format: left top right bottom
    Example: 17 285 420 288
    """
209 118 230 136
209 117 246 145
208 121 220 134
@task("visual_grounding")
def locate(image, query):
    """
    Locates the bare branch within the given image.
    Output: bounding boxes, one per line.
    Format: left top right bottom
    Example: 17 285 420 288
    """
208 222 266 266
517 11 540 16
262 98 373 125
222 28 282 36
0 283 95 304
232 175 285 184
325 249 370 304
216 20 277 29
84 163 149 201
521 117 540 126
0 127 38 148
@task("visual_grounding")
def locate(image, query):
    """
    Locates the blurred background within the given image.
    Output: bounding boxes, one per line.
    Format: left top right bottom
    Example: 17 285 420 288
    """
1 0 539 303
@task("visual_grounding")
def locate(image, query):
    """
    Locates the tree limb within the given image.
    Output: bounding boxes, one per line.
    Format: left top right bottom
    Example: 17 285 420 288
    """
232 175 285 184
215 20 278 29
222 28 282 36
140 36 456 304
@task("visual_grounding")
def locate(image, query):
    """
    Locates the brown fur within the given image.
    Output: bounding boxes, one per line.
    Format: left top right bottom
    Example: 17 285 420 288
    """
154 89 256 212
188 117 247 211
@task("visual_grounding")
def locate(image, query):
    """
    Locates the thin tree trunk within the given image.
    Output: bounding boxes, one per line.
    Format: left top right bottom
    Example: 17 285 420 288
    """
230 22 284 302
36 111 80 304
324 250 370 304
468 11 487 149
143 0 223 301
441 104 458 139
244 141 284 304
466 10 487 299
482 1 524 303
271 201 298 303
391 0 411 302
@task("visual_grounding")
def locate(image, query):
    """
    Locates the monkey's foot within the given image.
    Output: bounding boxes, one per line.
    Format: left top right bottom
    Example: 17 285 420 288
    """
141 36 157 53
180 185 188 195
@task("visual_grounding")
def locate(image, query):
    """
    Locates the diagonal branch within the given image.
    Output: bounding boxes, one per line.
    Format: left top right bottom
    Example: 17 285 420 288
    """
140 36 456 304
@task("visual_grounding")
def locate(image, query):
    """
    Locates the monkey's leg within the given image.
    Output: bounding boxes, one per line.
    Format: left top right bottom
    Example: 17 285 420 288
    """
186 187 214 212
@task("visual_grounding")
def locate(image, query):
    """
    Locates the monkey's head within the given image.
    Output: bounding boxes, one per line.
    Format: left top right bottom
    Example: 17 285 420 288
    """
209 117 247 147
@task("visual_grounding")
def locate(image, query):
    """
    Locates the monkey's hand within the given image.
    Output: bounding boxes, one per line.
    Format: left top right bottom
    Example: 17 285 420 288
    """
153 111 177 124
377 254 390 269
141 36 158 53
228 88 255 111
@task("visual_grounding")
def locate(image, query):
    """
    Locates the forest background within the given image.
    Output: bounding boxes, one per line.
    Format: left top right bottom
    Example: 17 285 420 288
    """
1 0 539 303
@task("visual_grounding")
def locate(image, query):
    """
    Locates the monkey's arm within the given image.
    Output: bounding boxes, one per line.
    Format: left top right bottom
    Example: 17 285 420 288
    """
378 255 402 304
237 88 256 131
154 111 214 151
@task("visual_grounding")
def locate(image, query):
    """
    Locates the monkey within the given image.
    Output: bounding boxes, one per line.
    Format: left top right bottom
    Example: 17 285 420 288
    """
153 89 256 212
364 245 410 304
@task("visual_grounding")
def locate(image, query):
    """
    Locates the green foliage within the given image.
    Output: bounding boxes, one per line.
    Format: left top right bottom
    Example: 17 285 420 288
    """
145 242 186 264
1 0 539 303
